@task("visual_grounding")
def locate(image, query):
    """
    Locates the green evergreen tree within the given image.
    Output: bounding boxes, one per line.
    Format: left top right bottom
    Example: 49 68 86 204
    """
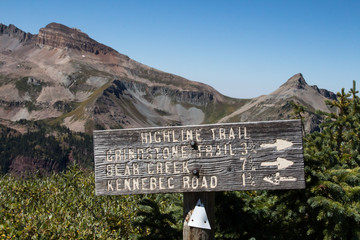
133 194 182 240
266 81 360 239
290 101 307 137
215 81 360 239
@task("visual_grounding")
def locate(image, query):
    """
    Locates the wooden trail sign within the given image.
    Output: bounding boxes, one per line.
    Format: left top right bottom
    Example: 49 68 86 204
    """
94 119 305 195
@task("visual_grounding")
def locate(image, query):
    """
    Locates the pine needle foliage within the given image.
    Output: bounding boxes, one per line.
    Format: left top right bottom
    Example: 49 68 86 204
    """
301 81 360 239
132 194 182 239
215 81 360 239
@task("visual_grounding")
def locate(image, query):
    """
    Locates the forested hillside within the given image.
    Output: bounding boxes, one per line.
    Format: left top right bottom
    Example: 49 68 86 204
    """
0 120 93 175
0 83 359 239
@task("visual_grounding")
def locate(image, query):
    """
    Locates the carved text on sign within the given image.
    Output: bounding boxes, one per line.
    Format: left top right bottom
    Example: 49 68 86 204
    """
94 120 305 195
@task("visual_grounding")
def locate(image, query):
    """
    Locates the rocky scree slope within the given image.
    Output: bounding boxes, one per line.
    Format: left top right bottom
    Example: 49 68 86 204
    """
0 23 242 132
219 73 336 132
0 23 335 133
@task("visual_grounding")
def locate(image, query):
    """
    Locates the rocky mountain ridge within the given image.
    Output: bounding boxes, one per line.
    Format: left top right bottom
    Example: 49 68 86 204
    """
0 24 34 43
0 22 335 133
0 22 234 132
218 73 336 132
36 23 117 55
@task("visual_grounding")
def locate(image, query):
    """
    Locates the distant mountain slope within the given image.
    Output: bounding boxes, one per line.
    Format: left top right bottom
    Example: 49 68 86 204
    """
219 73 336 131
0 23 245 132
0 23 335 133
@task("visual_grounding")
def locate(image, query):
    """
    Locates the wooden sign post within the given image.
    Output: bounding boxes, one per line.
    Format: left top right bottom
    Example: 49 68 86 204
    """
94 120 305 239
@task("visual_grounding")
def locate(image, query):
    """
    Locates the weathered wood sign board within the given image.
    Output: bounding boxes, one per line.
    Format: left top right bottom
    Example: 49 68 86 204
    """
94 120 305 195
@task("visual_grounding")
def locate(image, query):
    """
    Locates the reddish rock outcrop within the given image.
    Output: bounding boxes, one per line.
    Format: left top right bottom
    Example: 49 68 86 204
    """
36 22 116 55
0 22 337 133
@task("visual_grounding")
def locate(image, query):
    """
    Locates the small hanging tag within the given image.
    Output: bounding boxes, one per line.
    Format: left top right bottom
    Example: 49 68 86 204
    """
188 199 211 230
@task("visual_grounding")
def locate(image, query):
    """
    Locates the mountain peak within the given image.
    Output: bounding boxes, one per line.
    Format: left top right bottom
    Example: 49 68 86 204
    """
0 23 33 42
282 73 308 89
36 22 116 55
43 22 86 36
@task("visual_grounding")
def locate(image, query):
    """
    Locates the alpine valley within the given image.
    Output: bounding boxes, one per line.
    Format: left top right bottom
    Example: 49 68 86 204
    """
0 22 337 175
0 23 336 135
2 21 359 240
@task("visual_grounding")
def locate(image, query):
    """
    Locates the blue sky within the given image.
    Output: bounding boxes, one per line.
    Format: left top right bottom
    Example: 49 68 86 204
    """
1 0 359 98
